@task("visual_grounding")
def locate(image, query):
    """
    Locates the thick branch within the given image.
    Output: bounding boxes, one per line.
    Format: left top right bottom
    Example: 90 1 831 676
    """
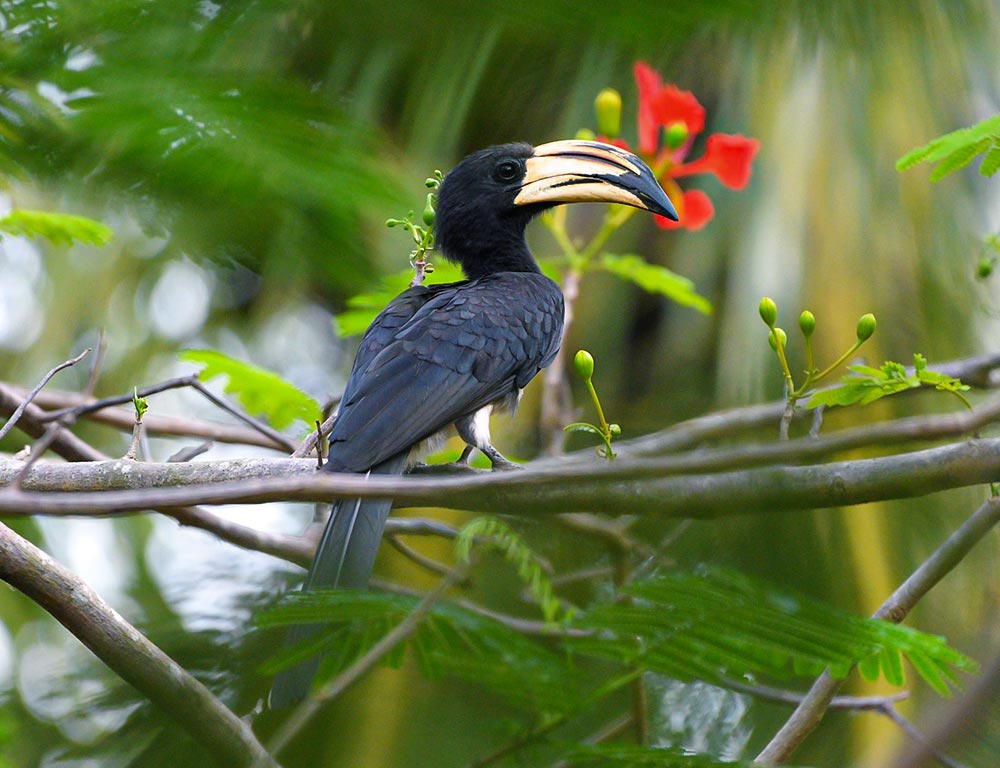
3 439 1000 518
0 521 277 767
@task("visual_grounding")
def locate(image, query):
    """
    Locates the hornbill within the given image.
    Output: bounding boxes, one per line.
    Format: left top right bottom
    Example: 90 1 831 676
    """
269 140 678 707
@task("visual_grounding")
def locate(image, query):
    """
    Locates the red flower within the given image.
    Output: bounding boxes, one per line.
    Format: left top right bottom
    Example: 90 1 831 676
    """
634 62 705 155
655 189 714 231
628 62 759 230
674 134 761 190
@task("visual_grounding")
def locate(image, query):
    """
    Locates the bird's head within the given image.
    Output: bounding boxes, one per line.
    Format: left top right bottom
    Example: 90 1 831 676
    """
435 140 678 279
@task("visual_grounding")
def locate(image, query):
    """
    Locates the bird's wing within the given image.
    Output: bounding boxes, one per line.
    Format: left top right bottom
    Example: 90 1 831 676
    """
327 272 563 472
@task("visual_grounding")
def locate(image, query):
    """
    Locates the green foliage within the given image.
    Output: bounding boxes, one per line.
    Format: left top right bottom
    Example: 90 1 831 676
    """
258 591 579 713
261 565 975 737
132 387 148 421
807 353 971 409
180 349 321 430
896 114 1000 180
456 516 564 623
0 210 113 246
573 569 975 694
594 254 713 315
334 261 467 336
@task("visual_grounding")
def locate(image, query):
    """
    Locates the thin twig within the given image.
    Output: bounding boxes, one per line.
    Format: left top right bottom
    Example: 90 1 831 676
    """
548 713 634 768
188 379 296 453
267 568 464 759
84 330 106 397
386 535 470 583
11 386 287 449
0 348 91 443
540 266 581 455
755 496 1000 764
39 375 200 421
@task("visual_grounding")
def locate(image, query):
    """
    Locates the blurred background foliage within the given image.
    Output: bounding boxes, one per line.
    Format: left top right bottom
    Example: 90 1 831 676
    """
0 1 999 766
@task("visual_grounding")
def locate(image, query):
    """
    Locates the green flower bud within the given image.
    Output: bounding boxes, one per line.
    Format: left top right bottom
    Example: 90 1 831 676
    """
574 349 595 380
608 423 622 438
977 256 994 279
594 88 622 139
664 121 689 150
575 127 597 142
798 310 816 338
759 297 778 328
768 327 787 351
422 193 436 227
856 313 876 342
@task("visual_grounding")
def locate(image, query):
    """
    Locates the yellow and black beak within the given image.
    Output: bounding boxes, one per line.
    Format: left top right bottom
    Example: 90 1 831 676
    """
514 139 678 221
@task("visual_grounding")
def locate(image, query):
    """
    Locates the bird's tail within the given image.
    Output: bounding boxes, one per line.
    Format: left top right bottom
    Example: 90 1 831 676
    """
268 453 407 709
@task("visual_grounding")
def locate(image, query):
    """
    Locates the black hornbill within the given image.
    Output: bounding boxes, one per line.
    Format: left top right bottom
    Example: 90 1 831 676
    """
269 139 677 707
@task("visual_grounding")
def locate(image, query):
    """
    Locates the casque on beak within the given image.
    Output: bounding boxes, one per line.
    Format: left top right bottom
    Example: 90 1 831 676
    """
514 139 678 221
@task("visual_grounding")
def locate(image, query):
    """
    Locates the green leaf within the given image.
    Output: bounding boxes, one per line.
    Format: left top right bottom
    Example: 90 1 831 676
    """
457 517 563 623
897 114 1000 180
981 143 1000 177
334 261 467 336
806 354 967 409
571 568 976 694
180 349 321 430
259 590 579 714
564 422 605 437
0 209 113 246
594 254 713 315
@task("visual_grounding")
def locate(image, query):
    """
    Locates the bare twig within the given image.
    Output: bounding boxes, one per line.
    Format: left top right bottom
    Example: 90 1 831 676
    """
83 330 107 397
384 518 461 538
294 408 339 459
11 386 287 449
267 568 464 759
548 712 634 768
39 375 200 421
0 348 91 443
540 267 581 455
0 521 278 767
188 378 296 453
755 496 1000 764
386 535 469 583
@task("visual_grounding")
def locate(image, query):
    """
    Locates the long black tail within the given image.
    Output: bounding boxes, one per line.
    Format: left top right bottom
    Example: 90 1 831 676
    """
269 453 407 709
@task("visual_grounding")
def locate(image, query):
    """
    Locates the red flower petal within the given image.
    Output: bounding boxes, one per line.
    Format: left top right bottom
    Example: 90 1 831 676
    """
633 61 663 155
651 85 705 137
655 189 714 230
675 134 760 189
703 134 760 189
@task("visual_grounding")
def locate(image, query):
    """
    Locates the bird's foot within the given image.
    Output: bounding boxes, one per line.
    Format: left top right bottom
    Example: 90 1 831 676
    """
482 445 522 471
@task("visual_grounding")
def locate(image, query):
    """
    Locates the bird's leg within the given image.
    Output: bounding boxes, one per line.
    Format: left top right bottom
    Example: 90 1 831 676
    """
479 443 521 471
456 444 475 465
455 409 522 471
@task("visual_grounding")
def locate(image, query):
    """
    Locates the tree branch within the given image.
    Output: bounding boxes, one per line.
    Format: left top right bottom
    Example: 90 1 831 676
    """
0 521 278 767
755 496 1000 764
12 386 289 450
4 439 1000 519
0 348 91 442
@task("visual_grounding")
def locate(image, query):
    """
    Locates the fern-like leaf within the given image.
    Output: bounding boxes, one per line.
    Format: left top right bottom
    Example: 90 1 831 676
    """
572 568 976 696
457 516 564 622
897 114 1000 180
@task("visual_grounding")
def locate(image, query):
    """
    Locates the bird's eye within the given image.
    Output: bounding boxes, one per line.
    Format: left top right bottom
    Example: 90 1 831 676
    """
492 160 520 183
